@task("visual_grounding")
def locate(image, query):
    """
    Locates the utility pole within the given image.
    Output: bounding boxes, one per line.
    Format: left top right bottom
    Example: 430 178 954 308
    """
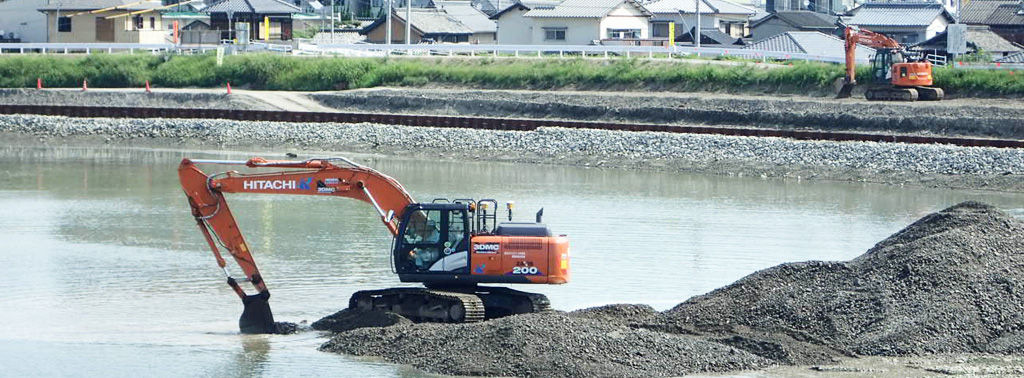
695 0 701 49
405 0 411 44
385 0 392 45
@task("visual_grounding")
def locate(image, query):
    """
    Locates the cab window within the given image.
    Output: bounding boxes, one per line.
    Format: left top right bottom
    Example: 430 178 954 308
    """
403 210 442 245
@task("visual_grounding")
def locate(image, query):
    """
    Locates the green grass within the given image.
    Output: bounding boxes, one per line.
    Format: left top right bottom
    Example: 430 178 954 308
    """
0 53 1021 96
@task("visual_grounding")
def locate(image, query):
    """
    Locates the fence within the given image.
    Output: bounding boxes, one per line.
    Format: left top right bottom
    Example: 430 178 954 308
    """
2 42 1024 70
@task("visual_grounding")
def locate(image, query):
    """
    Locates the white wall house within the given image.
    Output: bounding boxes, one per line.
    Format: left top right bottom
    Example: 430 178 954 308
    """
507 0 652 45
0 0 48 42
844 2 954 45
491 0 563 44
645 0 756 39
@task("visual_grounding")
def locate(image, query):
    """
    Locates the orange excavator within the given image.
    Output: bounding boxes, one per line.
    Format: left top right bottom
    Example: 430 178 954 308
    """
837 26 944 101
179 156 570 334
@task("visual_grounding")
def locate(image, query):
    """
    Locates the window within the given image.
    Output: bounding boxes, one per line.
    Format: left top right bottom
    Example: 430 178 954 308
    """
133 15 143 30
149 16 155 29
57 16 71 32
651 22 671 38
607 28 640 39
543 27 565 41
402 210 443 271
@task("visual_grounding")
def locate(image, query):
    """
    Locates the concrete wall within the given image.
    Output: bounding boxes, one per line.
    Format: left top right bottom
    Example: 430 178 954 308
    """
495 7 533 45
599 2 650 39
0 0 47 42
530 17 600 45
44 11 165 43
472 31 494 44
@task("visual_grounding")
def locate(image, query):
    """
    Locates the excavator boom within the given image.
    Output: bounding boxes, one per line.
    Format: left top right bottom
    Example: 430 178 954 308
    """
178 157 415 333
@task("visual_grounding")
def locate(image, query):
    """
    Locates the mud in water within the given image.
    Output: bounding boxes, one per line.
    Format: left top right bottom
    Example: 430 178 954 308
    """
318 202 1024 377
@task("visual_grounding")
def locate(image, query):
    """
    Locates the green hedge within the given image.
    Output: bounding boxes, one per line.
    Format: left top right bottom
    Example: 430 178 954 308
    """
1 53 1020 96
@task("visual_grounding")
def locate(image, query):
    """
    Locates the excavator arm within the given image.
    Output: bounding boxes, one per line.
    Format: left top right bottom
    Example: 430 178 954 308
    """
178 156 416 333
837 26 903 98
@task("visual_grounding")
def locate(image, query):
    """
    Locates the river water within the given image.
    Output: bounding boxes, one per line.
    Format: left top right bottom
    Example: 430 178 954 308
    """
1 141 1022 377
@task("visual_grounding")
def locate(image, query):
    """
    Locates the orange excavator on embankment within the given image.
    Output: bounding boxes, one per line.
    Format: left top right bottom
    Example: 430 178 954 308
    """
837 26 944 101
179 156 569 334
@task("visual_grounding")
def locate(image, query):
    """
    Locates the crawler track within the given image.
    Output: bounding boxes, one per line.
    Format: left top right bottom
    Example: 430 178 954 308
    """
2 104 1022 149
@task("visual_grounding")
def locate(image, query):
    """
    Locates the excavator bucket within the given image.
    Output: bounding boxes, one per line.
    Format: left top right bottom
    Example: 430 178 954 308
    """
836 82 855 99
239 291 276 334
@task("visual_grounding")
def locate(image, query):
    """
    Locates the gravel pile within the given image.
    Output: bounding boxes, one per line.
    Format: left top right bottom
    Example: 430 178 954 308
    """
0 88 262 110
314 89 1024 139
316 202 1024 376
657 201 1024 361
320 311 772 377
2 115 1023 179
311 308 411 333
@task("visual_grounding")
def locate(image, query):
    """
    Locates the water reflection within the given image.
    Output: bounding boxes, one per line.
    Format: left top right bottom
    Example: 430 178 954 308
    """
0 141 1021 376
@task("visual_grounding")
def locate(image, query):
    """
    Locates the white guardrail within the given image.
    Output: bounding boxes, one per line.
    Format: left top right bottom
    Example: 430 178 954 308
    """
2 42 1023 70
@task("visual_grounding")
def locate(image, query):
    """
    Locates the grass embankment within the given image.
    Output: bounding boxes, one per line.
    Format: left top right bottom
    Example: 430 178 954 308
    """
0 54 1021 96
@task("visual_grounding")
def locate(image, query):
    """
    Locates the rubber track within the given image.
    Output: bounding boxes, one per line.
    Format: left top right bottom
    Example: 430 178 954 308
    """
350 287 485 323
2 104 1022 149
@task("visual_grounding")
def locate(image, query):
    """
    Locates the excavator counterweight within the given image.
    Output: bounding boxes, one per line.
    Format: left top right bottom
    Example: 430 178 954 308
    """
179 157 569 333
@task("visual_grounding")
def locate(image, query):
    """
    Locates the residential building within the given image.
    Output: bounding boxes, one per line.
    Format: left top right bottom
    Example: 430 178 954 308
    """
913 25 1022 59
645 0 756 39
675 26 744 44
474 0 516 16
744 30 874 60
844 2 954 45
490 0 559 45
361 7 474 42
203 0 302 41
0 0 47 42
37 0 168 43
960 0 1024 44
749 10 838 41
995 50 1024 62
520 0 652 45
436 0 496 43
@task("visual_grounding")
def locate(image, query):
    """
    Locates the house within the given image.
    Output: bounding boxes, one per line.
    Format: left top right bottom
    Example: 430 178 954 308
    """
844 2 954 45
37 0 168 43
749 10 838 41
474 0 517 16
675 26 744 45
521 0 652 45
0 0 47 42
960 0 1024 45
436 0 496 43
361 8 474 43
766 0 851 15
203 0 302 41
645 0 756 39
995 50 1024 62
745 30 874 60
490 0 560 45
912 25 1022 59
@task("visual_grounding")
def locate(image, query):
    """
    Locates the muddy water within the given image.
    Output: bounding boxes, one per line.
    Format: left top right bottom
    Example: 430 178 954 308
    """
1 141 1022 376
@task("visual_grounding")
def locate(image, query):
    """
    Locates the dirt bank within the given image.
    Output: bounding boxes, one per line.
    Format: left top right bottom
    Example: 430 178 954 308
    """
313 88 1024 140
0 88 268 110
318 202 1024 377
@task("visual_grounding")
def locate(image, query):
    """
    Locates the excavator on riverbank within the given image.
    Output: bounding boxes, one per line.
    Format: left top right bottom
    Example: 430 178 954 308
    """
836 26 944 101
179 156 569 334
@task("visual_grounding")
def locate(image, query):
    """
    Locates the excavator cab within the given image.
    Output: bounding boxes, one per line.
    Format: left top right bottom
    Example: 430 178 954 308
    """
393 203 473 275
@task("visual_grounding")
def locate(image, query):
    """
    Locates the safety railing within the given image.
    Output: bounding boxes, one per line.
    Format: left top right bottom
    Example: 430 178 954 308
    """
0 43 175 54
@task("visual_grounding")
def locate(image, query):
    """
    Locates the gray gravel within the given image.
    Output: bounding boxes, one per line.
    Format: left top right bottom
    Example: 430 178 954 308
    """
2 114 1023 181
317 202 1024 377
320 311 773 377
314 88 1024 139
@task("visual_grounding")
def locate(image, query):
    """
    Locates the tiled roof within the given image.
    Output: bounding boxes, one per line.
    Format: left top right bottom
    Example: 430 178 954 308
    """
913 25 1022 53
645 0 755 15
437 0 496 32
676 27 743 45
361 8 474 35
38 0 162 11
750 10 837 29
961 0 1024 26
203 0 301 14
524 0 650 18
995 50 1024 62
490 0 561 19
846 2 952 27
745 31 875 59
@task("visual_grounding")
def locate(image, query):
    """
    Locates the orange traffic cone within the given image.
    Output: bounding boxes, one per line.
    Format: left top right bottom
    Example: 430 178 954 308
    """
145 80 152 93
226 82 232 95
82 78 88 91
36 78 42 90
